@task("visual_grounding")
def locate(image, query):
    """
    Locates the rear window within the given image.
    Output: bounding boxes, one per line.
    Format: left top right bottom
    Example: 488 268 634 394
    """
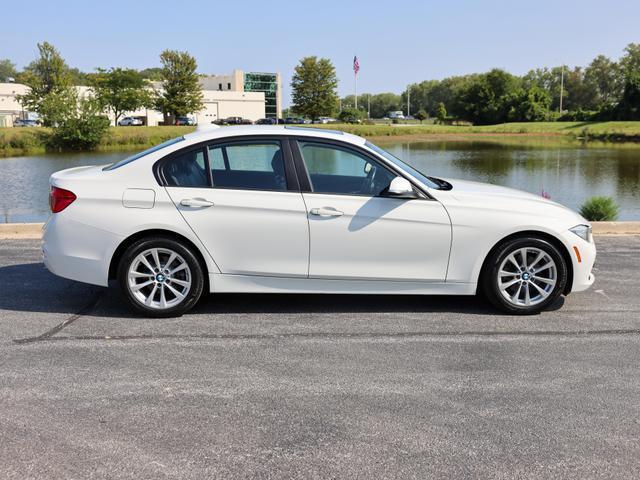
103 137 185 171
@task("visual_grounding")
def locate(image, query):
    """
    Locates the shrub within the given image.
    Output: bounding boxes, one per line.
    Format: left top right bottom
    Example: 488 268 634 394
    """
338 107 364 124
47 96 110 151
580 196 619 221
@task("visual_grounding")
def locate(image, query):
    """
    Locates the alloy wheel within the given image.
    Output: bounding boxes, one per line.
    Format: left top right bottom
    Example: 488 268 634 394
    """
497 247 557 307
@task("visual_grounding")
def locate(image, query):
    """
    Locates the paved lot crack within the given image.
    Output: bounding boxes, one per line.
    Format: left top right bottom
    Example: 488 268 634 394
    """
17 328 640 344
13 290 103 344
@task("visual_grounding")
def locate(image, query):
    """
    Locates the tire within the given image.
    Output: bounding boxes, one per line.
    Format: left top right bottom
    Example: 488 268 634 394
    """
117 236 205 317
481 236 568 315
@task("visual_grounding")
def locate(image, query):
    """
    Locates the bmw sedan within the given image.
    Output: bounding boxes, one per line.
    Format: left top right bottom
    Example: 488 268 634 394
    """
43 125 595 317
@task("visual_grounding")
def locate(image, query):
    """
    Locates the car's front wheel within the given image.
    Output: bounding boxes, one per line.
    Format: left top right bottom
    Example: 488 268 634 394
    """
482 237 568 314
118 236 205 317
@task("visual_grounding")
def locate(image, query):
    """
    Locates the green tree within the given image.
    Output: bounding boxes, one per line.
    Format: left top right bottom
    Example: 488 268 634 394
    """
154 50 203 124
291 56 338 121
507 85 551 122
91 68 152 126
615 71 640 120
620 43 640 75
584 55 623 108
139 67 164 81
414 109 428 123
436 102 447 123
17 42 73 126
47 92 110 150
457 69 520 124
337 107 363 124
0 59 17 82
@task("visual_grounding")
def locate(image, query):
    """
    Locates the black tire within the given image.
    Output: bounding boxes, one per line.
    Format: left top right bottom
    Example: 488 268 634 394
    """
117 236 205 317
481 236 568 315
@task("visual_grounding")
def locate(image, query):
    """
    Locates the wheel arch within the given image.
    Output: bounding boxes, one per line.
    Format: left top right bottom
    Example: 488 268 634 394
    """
477 230 574 295
108 229 211 290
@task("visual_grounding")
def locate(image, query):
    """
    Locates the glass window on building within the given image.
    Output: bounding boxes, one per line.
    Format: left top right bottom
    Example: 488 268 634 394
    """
244 72 279 119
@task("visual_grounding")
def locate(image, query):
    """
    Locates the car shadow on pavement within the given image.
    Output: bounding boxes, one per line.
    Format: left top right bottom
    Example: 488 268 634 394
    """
0 262 564 318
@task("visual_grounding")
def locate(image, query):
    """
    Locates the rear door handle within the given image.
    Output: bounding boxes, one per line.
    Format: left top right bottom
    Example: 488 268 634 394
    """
180 198 214 208
310 207 344 217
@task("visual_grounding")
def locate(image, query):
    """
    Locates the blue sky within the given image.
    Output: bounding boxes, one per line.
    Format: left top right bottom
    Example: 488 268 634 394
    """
1 0 638 106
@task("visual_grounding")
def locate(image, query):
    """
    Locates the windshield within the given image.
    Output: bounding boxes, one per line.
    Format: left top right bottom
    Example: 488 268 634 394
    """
364 141 441 189
103 137 185 171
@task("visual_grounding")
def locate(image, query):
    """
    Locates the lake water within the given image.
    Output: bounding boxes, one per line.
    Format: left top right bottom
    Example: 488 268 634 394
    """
1 140 639 222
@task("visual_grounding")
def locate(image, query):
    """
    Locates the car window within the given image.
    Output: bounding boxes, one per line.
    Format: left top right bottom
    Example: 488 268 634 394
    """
208 141 287 191
104 136 184 171
163 148 209 187
298 142 396 196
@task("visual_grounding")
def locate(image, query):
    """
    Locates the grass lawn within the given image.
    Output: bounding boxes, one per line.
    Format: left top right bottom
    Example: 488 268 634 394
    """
1 122 640 157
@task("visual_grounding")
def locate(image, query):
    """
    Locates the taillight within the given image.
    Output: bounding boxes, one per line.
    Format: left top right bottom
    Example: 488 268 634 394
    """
50 186 77 213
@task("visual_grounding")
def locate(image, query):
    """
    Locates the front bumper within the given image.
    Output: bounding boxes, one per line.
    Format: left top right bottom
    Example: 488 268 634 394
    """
562 231 596 293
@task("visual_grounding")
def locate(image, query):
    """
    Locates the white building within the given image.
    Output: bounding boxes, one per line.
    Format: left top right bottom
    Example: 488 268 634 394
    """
0 82 266 127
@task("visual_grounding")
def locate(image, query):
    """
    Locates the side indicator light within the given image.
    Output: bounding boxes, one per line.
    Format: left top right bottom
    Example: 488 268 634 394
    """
573 246 582 263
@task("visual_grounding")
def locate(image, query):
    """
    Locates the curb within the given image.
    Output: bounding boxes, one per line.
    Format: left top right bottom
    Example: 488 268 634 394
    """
2 221 640 240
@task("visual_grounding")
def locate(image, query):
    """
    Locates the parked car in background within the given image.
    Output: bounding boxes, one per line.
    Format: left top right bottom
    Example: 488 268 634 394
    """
388 111 405 120
175 117 196 126
255 118 278 125
43 125 595 317
13 119 39 127
224 117 253 125
313 117 336 124
283 117 306 124
118 117 143 126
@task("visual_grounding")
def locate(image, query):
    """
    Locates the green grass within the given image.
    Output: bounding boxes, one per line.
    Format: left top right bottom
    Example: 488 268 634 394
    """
2 122 640 157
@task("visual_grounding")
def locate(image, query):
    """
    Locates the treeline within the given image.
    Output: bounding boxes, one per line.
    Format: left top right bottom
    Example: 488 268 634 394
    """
342 43 640 124
1 42 204 150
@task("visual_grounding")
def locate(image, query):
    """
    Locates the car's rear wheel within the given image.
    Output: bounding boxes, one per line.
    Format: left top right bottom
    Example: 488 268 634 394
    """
118 236 204 317
482 237 568 314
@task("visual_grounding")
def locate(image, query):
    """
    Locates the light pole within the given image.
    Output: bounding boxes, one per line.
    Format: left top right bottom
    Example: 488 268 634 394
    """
559 65 565 114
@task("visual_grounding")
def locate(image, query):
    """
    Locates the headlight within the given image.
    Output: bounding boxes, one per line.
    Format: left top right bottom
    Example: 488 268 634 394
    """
569 224 592 243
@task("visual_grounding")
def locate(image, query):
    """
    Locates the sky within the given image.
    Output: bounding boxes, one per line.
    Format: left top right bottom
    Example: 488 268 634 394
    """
1 0 638 107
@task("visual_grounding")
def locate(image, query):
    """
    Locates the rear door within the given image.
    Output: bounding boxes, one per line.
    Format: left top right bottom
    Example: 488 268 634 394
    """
161 137 309 277
293 139 451 281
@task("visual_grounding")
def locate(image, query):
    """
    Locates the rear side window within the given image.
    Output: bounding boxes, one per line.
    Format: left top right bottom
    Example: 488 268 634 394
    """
163 149 208 187
207 141 287 191
104 137 184 171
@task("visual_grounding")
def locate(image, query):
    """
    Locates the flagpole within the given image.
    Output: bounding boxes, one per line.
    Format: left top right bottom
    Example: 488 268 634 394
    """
355 71 358 110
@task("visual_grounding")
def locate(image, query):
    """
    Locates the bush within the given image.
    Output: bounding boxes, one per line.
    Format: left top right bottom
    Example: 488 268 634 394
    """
47 96 110 151
580 196 619 221
338 107 364 124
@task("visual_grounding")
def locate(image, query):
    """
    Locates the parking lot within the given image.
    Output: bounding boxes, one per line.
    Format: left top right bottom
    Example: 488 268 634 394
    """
1 236 639 479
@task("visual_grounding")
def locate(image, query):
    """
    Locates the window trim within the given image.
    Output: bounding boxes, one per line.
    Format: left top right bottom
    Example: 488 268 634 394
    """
291 137 431 200
154 135 300 193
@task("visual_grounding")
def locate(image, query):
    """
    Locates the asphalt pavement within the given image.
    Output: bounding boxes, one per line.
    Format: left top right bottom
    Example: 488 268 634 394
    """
1 236 639 479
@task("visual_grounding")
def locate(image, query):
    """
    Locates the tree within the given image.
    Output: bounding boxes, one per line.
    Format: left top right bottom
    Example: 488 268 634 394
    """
507 85 551 122
47 91 110 150
17 42 73 126
457 69 520 124
615 71 640 120
291 56 338 121
0 59 17 82
436 102 447 123
584 55 623 108
620 43 640 75
363 93 401 119
139 67 164 81
414 109 428 123
91 68 152 126
337 107 363 124
154 50 203 124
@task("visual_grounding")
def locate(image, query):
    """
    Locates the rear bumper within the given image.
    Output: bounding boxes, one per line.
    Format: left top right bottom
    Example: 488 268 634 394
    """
43 215 123 287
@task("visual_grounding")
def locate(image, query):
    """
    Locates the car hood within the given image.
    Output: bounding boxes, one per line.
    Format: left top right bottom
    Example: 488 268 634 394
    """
432 177 588 225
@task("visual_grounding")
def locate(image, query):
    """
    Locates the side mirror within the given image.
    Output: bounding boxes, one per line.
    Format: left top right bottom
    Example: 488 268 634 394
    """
387 176 417 198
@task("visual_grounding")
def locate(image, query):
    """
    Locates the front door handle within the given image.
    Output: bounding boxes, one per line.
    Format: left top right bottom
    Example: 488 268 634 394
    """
310 207 344 217
180 198 214 208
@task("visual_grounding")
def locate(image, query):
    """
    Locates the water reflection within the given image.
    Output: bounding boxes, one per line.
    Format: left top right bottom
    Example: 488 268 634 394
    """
0 140 639 222
383 141 640 220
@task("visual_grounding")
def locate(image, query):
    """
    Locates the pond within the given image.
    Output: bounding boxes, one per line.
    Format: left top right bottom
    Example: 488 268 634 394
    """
0 140 639 223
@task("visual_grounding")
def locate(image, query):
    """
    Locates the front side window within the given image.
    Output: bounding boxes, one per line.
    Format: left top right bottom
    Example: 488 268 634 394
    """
298 142 396 196
208 141 287 191
163 148 208 187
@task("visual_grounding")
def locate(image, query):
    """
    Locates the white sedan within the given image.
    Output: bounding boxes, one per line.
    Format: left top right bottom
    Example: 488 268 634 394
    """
43 125 595 317
118 117 143 126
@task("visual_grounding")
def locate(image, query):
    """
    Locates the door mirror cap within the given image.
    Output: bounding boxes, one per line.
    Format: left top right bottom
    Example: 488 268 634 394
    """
387 176 416 198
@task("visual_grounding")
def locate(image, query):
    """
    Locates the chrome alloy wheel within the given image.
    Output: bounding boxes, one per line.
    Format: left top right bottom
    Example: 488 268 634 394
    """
127 248 192 309
497 247 557 307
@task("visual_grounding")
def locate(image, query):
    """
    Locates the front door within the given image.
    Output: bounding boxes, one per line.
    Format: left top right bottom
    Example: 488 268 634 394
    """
162 139 309 277
296 140 451 281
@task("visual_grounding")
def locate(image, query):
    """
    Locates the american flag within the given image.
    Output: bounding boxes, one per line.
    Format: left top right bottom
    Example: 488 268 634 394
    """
353 56 360 75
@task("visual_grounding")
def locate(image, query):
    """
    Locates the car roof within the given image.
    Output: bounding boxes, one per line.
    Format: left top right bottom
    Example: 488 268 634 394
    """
182 125 366 147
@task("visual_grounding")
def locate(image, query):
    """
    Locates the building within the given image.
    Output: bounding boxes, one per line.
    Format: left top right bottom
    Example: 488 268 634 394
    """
199 70 282 119
0 82 266 127
0 83 29 127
